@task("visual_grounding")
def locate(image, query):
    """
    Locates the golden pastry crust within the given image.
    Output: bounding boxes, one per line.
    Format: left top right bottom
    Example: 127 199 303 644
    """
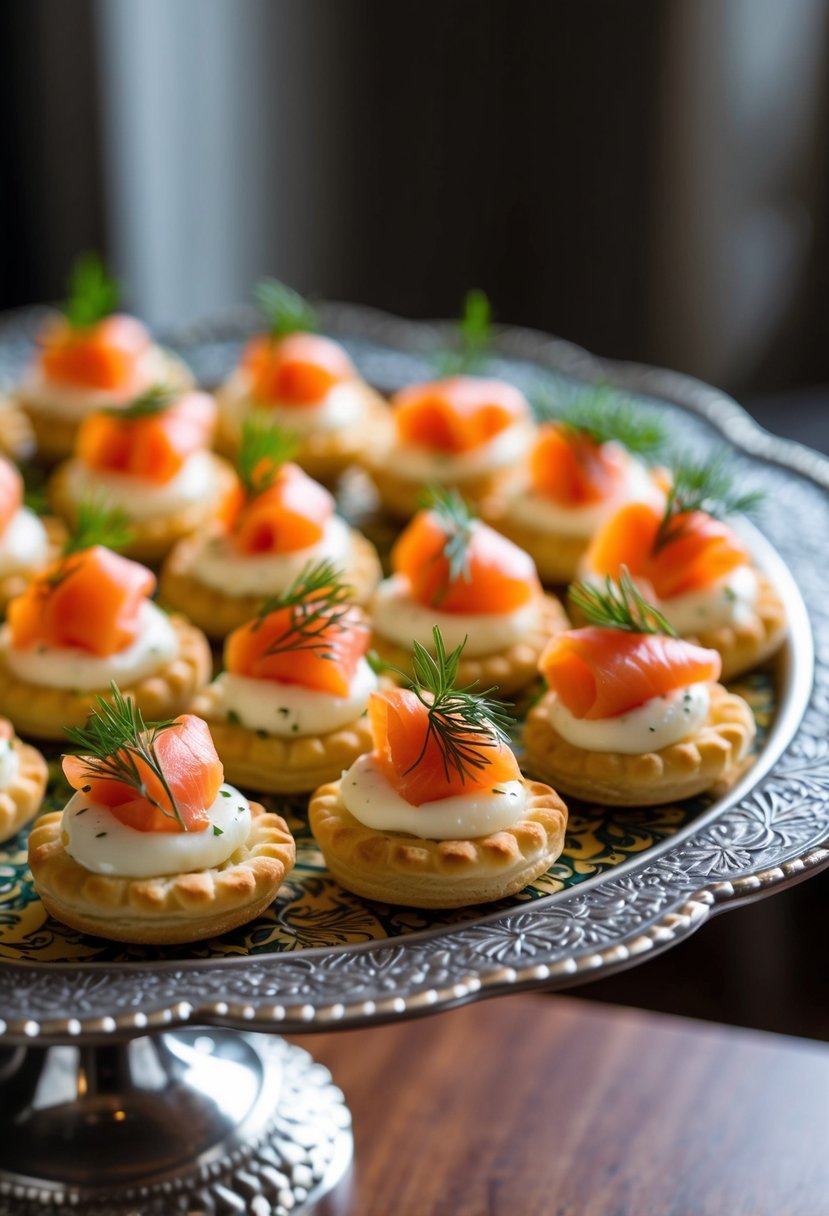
0 615 212 740
690 572 788 680
191 681 375 794
14 349 195 465
309 777 568 908
0 733 48 843
49 453 239 564
0 515 67 612
479 495 589 585
363 457 523 521
370 593 569 698
28 803 295 944
522 683 756 806
0 399 35 461
216 381 391 484
159 526 382 639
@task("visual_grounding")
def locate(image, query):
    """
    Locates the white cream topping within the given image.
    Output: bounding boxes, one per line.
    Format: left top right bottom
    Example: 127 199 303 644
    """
659 566 759 634
371 575 539 657
20 346 169 420
63 451 218 520
0 738 19 789
0 508 49 577
219 370 365 440
548 682 710 754
1 600 178 690
214 657 377 736
386 421 534 483
341 753 528 839
190 515 352 597
506 449 663 538
61 783 251 878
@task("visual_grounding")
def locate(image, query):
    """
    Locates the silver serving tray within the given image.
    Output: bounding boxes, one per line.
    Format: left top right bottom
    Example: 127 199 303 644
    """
0 304 825 1045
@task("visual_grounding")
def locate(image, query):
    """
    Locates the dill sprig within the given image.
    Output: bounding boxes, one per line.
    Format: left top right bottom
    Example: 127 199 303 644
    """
569 568 677 637
106 384 178 420
437 289 492 375
531 384 666 460
422 485 476 590
254 278 318 340
252 559 355 658
64 684 184 829
402 626 515 786
63 494 134 556
655 453 764 550
237 413 299 496
64 253 120 329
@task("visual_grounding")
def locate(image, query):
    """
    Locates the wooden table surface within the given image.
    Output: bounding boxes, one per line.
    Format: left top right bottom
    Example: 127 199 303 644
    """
290 993 829 1216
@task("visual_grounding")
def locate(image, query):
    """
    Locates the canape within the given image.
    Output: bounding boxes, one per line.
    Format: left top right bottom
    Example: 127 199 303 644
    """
0 398 35 462
215 279 388 482
14 255 193 463
0 454 62 609
310 628 568 907
0 504 211 739
0 716 48 844
523 572 756 805
580 460 787 679
160 415 381 639
192 560 377 793
369 489 568 697
481 389 666 583
49 384 237 562
28 689 295 943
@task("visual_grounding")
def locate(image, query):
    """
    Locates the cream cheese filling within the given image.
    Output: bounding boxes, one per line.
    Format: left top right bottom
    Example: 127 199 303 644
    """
0 738 20 789
386 421 533 483
548 682 710 754
63 450 218 520
19 346 169 420
214 657 377 736
0 508 49 577
659 566 759 634
190 515 352 597
219 370 365 439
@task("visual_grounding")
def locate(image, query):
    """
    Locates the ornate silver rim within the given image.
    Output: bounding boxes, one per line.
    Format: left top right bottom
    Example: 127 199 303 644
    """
0 303 826 1043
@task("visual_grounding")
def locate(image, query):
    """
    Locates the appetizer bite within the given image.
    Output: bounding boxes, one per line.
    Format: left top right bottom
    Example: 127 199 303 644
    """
0 501 211 739
216 279 388 482
192 560 377 793
370 489 568 697
482 388 666 583
0 716 48 844
581 459 786 678
49 384 237 562
523 572 756 806
13 254 193 463
28 688 295 943
160 415 381 638
310 629 568 907
0 398 35 462
0 454 61 609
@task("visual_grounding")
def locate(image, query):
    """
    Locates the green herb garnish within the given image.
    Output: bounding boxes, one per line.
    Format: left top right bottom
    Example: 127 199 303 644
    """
64 253 120 329
551 385 666 459
569 568 677 637
421 485 476 596
237 412 299 496
212 825 224 837
437 289 492 375
254 278 318 340
63 494 134 556
253 559 354 659
655 453 763 551
106 384 177 420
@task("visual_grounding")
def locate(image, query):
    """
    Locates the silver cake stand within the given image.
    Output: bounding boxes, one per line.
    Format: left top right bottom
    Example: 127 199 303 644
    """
0 307 827 1214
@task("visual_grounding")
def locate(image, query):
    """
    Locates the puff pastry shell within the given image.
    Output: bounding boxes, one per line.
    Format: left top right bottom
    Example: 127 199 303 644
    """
0 731 48 844
690 572 787 680
479 497 590 585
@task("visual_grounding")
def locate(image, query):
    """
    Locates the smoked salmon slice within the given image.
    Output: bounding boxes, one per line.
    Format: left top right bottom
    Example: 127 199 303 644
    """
529 422 626 505
0 456 23 536
39 314 151 391
585 501 750 599
393 376 529 453
243 332 355 406
540 627 721 719
77 391 216 484
225 602 369 696
8 545 155 657
228 462 334 554
392 508 539 612
368 687 520 805
64 714 222 833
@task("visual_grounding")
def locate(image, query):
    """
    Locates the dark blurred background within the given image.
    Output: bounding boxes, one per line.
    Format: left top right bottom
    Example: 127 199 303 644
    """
1 0 827 1037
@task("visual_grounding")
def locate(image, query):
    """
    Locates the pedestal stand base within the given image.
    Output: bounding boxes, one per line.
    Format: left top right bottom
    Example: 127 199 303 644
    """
0 1029 352 1215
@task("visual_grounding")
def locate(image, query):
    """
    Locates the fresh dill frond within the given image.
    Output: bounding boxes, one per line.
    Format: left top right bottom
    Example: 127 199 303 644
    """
437 288 492 375
254 278 318 340
403 626 515 786
569 568 677 637
656 453 764 550
106 384 177 420
64 684 184 829
421 485 476 591
63 494 134 556
64 253 120 329
253 559 355 658
237 412 299 496
559 385 666 459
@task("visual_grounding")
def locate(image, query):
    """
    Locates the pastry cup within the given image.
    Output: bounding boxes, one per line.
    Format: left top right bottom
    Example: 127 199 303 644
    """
49 453 239 564
690 572 788 681
0 399 35 462
479 496 590 585
370 593 569 698
522 683 756 806
191 681 375 794
363 456 523 522
309 776 568 908
0 615 212 740
159 526 382 640
0 515 66 612
15 349 195 465
0 731 48 844
28 802 295 944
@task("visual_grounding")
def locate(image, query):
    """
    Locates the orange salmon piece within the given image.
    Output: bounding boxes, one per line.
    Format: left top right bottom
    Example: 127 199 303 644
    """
368 687 520 805
8 545 155 657
529 423 626 505
392 509 539 612
63 714 222 833
393 376 529 454
0 457 23 536
540 626 721 719
242 332 354 406
229 462 334 554
39 314 151 391
77 392 216 484
225 604 368 696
